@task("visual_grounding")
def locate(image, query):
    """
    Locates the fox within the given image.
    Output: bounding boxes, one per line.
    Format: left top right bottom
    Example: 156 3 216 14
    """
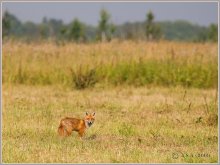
58 112 95 138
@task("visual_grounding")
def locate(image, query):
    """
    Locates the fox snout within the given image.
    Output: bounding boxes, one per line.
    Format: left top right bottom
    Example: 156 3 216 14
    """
85 119 94 127
88 121 93 126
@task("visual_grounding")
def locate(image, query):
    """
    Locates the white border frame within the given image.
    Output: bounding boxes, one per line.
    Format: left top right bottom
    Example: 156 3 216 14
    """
0 1 219 164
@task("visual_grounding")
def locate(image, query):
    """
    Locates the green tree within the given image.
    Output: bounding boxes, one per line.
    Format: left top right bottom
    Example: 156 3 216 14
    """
2 10 23 38
145 11 162 41
39 18 49 39
69 18 85 42
2 11 11 37
146 11 154 40
208 24 218 42
48 18 63 37
110 22 115 40
23 21 39 40
98 9 114 42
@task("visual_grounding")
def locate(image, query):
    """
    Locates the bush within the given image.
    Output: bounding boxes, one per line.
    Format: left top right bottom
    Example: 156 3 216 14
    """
70 66 97 89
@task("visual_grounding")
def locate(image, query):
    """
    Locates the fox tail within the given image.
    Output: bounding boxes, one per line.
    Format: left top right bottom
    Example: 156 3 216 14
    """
58 123 66 137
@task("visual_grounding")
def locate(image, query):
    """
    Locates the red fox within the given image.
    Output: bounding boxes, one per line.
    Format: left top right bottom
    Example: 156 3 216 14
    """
58 112 95 138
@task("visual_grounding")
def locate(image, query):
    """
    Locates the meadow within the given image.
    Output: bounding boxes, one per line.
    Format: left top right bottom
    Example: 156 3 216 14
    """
2 40 218 163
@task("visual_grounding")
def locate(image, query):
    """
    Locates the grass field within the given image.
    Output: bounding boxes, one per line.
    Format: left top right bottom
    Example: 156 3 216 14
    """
3 40 218 88
2 41 218 163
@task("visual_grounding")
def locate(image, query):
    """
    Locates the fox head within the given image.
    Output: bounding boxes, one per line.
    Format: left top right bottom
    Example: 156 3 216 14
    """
84 112 95 128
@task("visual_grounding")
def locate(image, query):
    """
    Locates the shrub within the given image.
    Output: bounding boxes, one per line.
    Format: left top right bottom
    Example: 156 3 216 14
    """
70 66 97 89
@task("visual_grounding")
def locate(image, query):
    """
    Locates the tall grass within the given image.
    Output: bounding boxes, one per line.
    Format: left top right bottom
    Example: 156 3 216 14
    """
98 59 217 88
2 40 218 89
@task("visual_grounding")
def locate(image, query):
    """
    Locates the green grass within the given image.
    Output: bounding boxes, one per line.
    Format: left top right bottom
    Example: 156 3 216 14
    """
98 59 217 88
3 58 217 89
2 85 218 163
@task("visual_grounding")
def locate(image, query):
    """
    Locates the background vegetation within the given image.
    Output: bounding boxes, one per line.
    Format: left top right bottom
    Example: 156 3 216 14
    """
2 9 218 42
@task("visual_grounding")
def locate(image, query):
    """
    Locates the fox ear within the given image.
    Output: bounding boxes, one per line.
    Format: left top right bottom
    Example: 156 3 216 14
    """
93 112 96 116
86 112 88 116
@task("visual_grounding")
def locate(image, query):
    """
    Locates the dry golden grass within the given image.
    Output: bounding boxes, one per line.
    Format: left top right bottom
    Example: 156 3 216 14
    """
2 84 218 163
3 40 217 67
2 40 218 163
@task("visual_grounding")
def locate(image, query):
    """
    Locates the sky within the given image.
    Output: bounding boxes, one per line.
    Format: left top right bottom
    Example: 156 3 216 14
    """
2 2 218 26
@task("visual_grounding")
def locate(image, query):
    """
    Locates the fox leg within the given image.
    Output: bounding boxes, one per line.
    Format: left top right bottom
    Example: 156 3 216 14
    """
65 130 72 136
62 126 72 137
78 130 85 139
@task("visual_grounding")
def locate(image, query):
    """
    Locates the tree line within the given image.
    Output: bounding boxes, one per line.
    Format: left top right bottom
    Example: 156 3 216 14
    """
2 9 218 42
